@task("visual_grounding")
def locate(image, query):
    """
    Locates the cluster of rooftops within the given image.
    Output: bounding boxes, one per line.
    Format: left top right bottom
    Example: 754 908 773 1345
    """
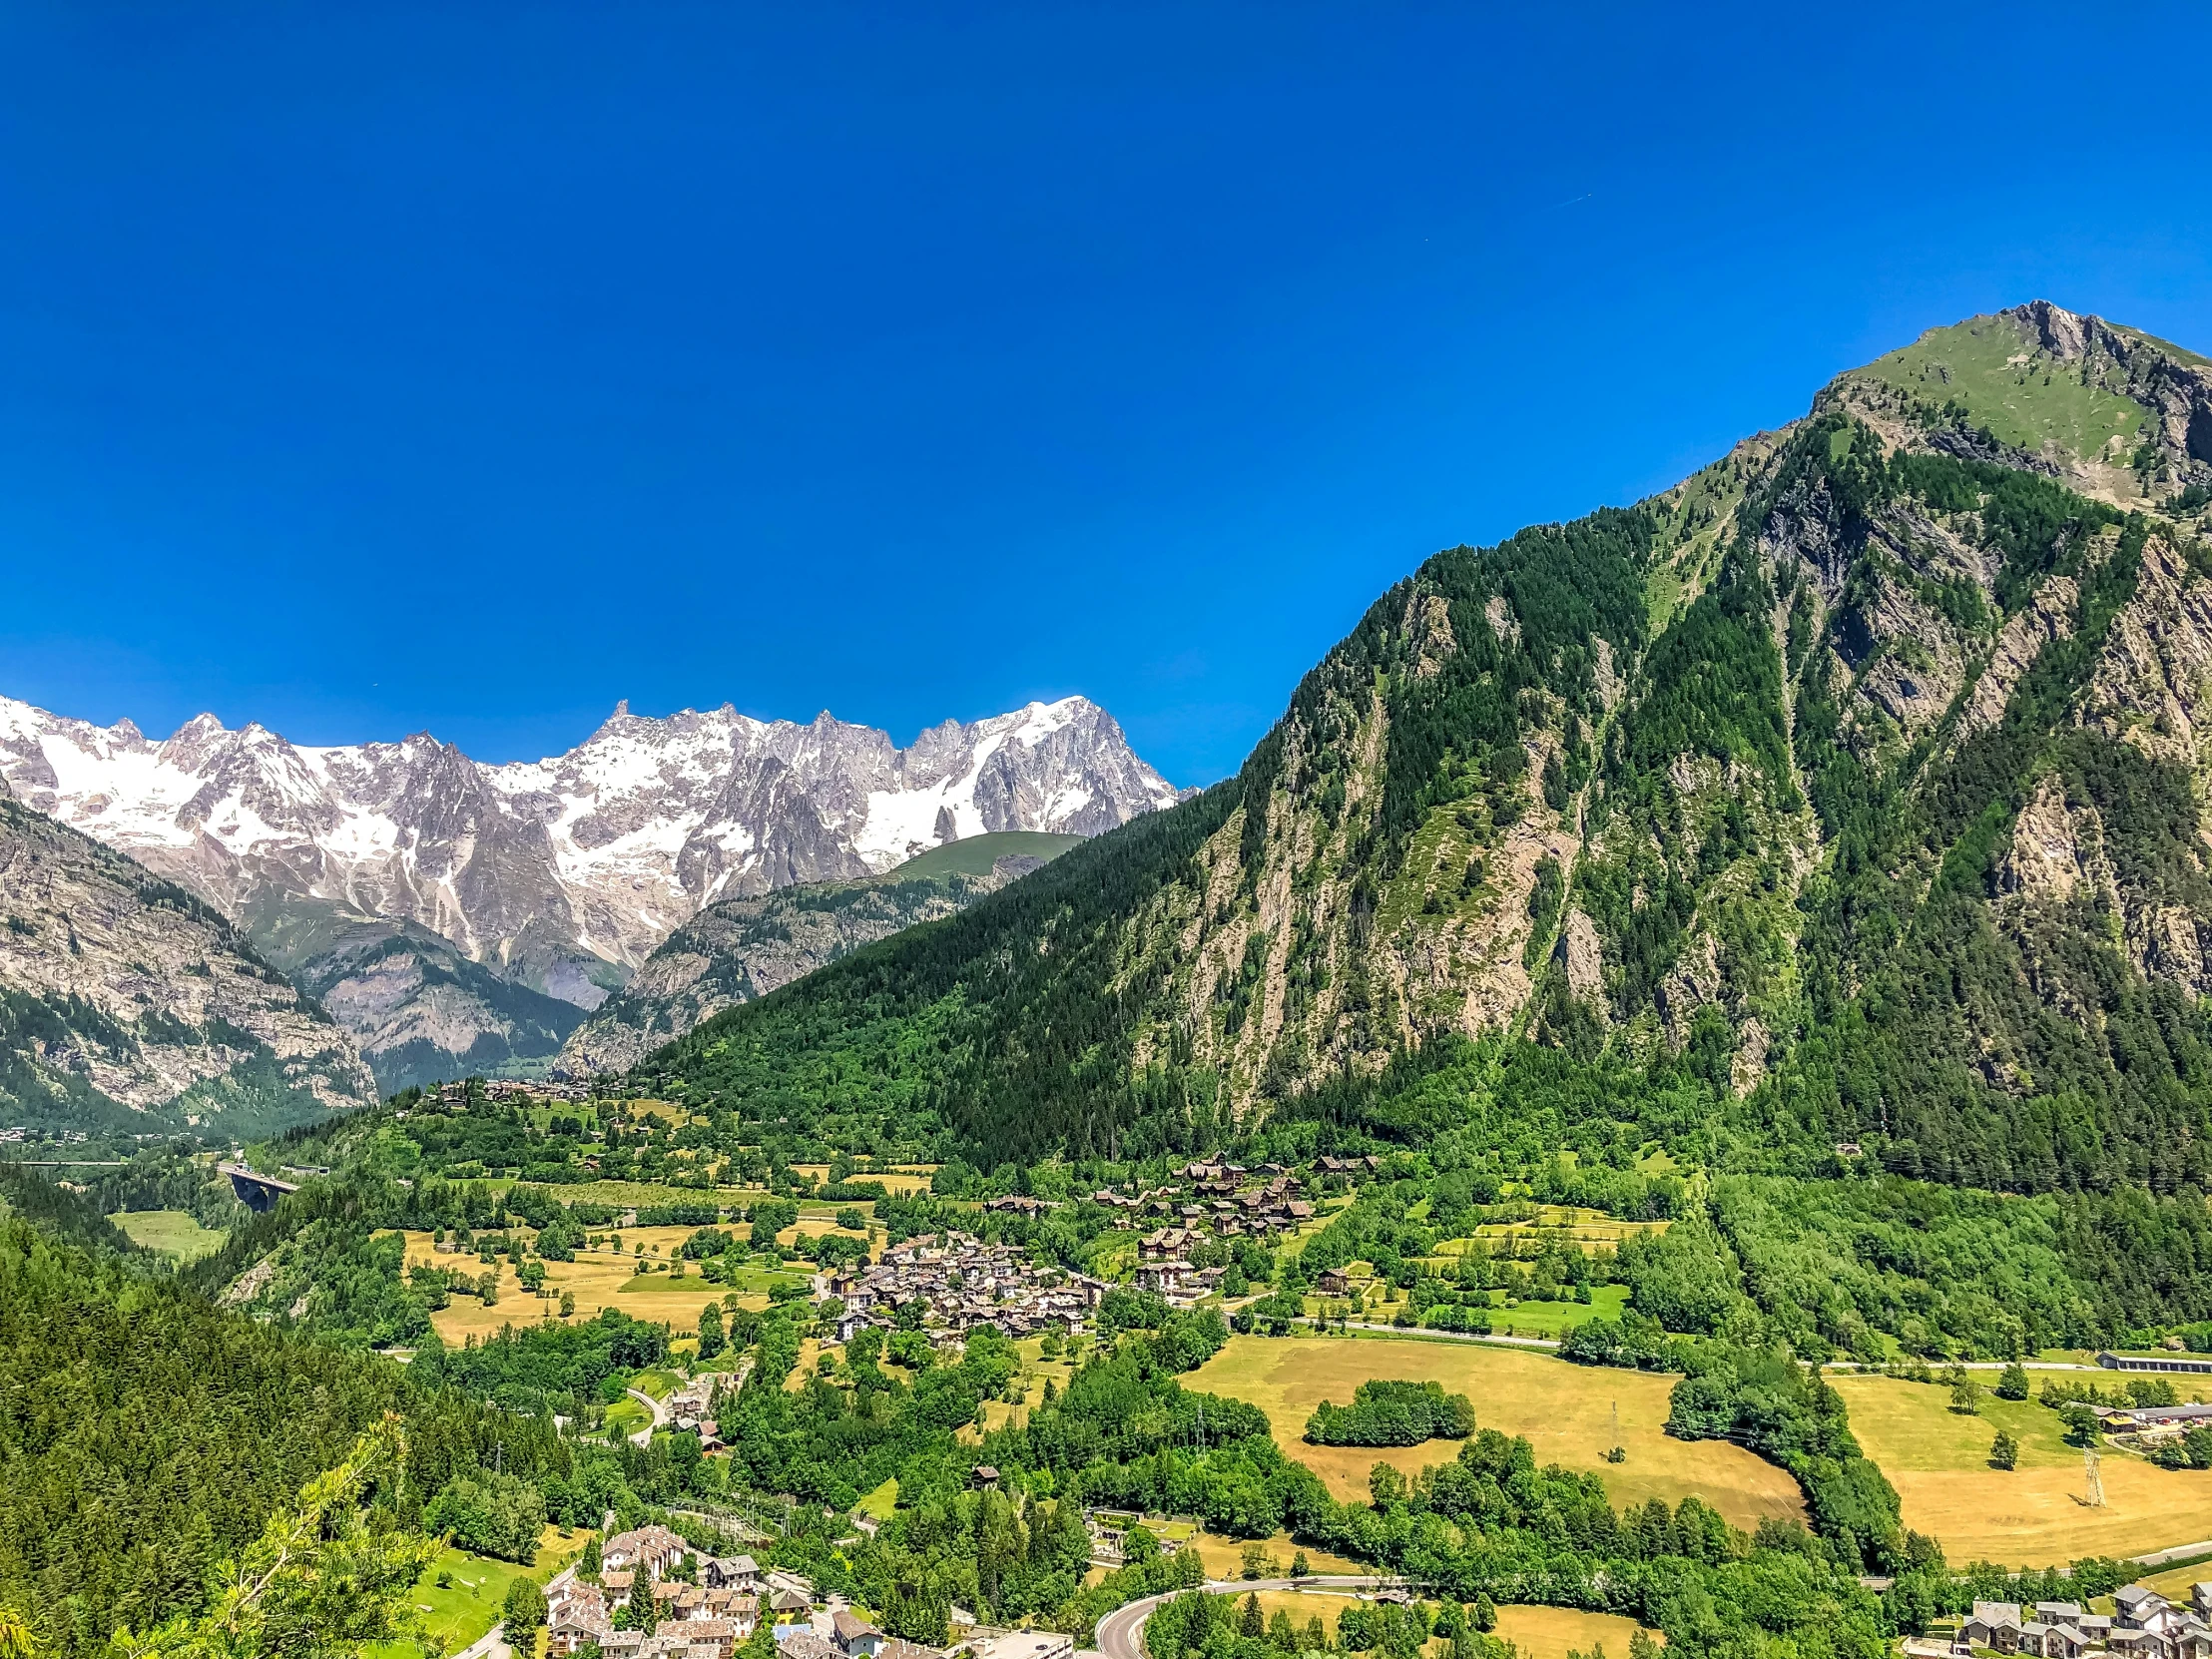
1958 1584 2212 1659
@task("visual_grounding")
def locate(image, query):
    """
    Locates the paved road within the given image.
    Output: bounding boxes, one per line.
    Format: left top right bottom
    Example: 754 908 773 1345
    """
626 1386 670 1446
448 1621 512 1659
2134 1537 2212 1568
1316 1320 1558 1351
1094 1576 1400 1659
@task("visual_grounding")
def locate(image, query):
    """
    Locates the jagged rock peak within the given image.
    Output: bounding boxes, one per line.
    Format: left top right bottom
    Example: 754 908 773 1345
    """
0 687 1184 1006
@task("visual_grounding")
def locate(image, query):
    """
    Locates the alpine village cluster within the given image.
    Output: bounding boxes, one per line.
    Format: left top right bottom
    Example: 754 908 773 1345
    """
16 302 2212 1659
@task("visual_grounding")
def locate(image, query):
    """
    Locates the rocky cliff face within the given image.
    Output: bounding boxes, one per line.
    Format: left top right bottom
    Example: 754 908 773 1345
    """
239 893 586 1098
561 843 1062 1076
0 797 373 1133
0 692 1180 1091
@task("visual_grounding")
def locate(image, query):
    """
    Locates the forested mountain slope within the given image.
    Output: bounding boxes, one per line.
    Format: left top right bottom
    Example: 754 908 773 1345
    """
631 302 2212 1180
0 797 373 1135
560 832 1080 1076
245 891 587 1096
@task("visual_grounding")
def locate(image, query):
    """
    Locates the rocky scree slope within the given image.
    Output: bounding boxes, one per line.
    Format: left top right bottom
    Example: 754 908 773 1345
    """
0 693 1179 1093
631 301 2212 1182
559 837 1074 1076
0 797 373 1133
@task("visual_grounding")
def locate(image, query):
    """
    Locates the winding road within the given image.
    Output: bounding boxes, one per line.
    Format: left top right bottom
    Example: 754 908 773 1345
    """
626 1386 671 1446
1094 1576 1401 1659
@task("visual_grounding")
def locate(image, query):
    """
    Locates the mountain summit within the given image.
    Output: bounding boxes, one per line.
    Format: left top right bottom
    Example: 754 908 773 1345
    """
630 302 2212 1184
0 693 1181 1092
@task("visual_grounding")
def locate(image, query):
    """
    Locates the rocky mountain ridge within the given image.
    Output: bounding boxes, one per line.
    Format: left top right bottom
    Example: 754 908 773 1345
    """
558 835 1076 1076
0 693 1181 1092
0 797 373 1133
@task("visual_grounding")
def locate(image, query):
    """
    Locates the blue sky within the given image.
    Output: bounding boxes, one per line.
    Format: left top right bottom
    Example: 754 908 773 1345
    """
3 3 2209 786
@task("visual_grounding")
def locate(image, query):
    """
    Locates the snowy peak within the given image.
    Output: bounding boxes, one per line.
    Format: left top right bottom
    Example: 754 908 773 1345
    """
0 690 1184 1009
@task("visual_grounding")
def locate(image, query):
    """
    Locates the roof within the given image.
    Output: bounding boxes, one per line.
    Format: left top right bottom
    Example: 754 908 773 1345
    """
832 1612 881 1641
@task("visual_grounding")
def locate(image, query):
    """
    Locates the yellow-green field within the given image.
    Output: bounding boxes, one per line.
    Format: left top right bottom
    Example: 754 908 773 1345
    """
395 1229 808 1345
792 1165 937 1196
1179 1531 1368 1580
1493 1605 1656 1659
113 1209 228 1261
1188 1592 1650 1659
1188 1334 1803 1530
374 1528 590 1658
1834 1374 2212 1564
1439 1206 1672 1251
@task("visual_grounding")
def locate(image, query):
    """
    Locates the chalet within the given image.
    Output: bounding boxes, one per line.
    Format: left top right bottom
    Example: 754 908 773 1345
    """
1140 1228 1194 1261
705 1555 763 1592
1135 1260 1188 1295
833 1612 887 1658
1317 1269 1355 1298
605 1523 689 1581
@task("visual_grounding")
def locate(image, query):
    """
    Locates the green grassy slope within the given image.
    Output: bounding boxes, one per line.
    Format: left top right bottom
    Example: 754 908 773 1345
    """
887 830 1086 880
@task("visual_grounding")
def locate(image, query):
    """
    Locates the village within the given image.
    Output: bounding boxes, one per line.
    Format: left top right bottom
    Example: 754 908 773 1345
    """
1925 1582 2212 1659
820 1160 1333 1335
545 1525 1073 1659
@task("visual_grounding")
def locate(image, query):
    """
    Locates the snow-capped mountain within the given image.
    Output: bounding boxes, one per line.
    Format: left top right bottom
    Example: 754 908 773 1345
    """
0 693 1185 1012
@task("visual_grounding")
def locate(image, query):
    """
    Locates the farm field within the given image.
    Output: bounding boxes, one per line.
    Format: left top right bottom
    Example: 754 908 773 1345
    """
395 1229 806 1344
113 1209 228 1261
792 1164 937 1196
1493 1605 1656 1659
1192 1590 1651 1659
1834 1374 2212 1564
1439 1206 1672 1250
1480 1286 1628 1336
1188 1334 1804 1530
1177 1531 1368 1580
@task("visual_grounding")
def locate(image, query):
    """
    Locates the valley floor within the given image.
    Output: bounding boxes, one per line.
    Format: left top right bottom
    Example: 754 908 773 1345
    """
1834 1376 2212 1566
1186 1333 1805 1529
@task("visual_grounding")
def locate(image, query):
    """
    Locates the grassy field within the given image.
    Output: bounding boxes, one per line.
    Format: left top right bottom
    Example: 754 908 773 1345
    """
1845 314 2157 464
1188 1333 1804 1529
1834 1374 2212 1564
1440 1206 1672 1251
113 1209 228 1261
888 831 1085 880
1190 1589 1650 1659
1179 1531 1368 1580
379 1529 591 1658
1493 1606 1655 1659
396 1229 804 1345
1479 1287 1627 1337
857 1477 899 1521
790 1166 936 1196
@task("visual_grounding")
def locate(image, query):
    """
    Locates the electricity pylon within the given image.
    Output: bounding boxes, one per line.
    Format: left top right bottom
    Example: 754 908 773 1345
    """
2084 1445 2106 1507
